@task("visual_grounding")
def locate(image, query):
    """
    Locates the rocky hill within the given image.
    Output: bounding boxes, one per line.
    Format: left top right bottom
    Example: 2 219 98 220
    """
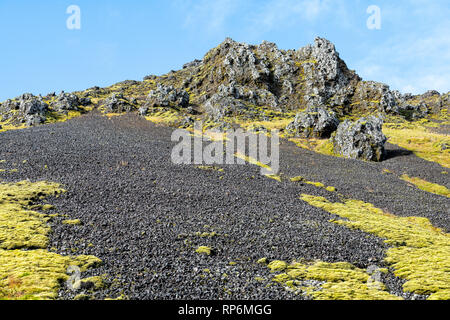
1 37 449 161
0 37 449 301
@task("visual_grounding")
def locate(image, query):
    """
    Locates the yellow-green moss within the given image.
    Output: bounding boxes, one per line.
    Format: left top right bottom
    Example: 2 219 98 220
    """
267 260 287 272
257 257 268 265
0 106 85 135
306 181 325 188
62 219 83 226
234 152 272 172
265 174 282 182
267 260 400 300
196 165 224 172
195 246 212 256
290 138 337 158
193 231 217 238
400 174 450 198
80 276 105 290
145 110 184 126
0 180 101 300
234 152 282 182
0 249 101 300
290 176 305 182
0 181 64 249
46 110 83 124
301 194 450 300
383 123 449 168
290 176 336 192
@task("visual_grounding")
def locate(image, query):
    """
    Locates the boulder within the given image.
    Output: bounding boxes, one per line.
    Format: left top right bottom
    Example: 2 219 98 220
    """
204 93 247 121
397 103 428 120
298 37 360 108
103 93 135 113
145 84 190 109
52 92 80 112
0 94 49 126
286 106 339 138
1 99 20 112
18 93 48 116
25 114 46 127
331 116 387 162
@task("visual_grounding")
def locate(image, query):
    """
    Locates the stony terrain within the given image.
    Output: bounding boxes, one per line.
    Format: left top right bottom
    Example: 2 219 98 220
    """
0 38 448 300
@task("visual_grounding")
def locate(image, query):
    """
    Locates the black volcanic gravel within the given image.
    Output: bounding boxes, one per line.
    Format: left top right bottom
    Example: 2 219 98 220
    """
0 113 448 300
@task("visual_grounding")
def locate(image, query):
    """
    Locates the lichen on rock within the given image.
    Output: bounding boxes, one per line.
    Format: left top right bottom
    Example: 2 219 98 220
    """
331 116 387 161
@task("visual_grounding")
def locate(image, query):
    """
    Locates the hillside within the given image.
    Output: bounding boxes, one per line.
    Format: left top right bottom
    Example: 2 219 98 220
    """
0 38 449 301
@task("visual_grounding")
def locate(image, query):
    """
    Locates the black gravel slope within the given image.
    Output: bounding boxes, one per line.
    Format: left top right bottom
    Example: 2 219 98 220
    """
0 113 448 299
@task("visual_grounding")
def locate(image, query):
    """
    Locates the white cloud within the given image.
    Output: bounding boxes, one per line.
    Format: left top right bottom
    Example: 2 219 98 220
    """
181 0 239 33
249 0 331 32
355 20 450 94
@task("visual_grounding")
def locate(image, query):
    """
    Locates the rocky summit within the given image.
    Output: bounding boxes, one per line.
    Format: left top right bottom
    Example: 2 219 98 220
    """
1 37 448 162
0 38 449 301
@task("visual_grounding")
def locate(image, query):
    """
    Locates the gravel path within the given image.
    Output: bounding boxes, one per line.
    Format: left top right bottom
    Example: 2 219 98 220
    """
0 113 448 299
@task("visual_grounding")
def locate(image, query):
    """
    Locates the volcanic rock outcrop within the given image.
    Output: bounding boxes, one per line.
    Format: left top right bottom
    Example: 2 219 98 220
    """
332 116 387 162
1 37 448 162
286 106 340 138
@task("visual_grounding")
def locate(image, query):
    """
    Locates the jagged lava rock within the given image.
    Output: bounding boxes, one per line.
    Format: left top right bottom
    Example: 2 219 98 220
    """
0 93 48 126
332 116 387 162
103 93 135 113
286 106 339 138
140 84 190 116
52 92 81 113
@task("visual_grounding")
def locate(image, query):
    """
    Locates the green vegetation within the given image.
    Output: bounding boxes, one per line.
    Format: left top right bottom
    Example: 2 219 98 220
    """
384 119 450 168
62 219 83 226
266 260 401 300
289 137 337 157
400 174 450 198
300 194 450 300
195 246 212 256
145 110 185 126
196 165 224 172
290 176 337 192
0 180 101 300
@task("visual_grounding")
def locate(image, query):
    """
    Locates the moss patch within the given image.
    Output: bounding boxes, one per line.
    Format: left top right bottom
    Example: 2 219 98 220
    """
266 260 401 300
290 176 336 192
62 219 83 226
145 110 184 126
0 181 64 249
289 138 337 158
0 249 100 300
195 246 212 256
383 122 449 168
196 165 224 172
301 194 450 300
400 174 450 198
234 152 282 182
0 180 101 300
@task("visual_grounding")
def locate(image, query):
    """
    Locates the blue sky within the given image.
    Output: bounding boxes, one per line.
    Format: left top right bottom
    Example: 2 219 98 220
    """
0 0 449 101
